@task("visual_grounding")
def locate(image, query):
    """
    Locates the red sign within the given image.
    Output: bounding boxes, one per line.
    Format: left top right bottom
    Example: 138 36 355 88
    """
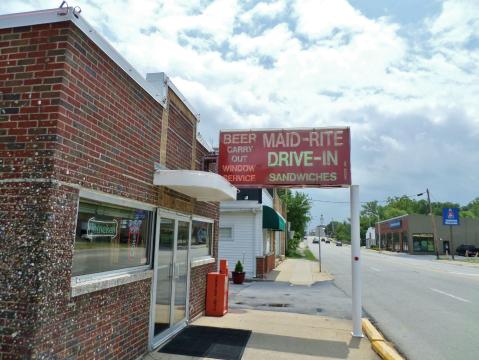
218 128 351 188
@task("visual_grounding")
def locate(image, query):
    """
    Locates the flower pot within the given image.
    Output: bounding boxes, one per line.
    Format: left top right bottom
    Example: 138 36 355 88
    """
232 271 245 284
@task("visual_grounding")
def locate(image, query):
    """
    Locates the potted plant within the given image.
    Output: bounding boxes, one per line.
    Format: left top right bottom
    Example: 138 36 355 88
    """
232 260 245 284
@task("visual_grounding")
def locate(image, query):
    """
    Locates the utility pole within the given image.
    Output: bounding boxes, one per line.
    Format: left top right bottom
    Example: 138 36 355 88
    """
426 188 440 260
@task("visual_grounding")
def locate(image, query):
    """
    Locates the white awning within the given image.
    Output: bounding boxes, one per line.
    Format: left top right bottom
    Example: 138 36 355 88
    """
154 170 237 201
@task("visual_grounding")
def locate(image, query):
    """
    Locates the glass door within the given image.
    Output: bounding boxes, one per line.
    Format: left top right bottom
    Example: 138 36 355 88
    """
153 218 174 336
173 221 189 324
152 214 191 346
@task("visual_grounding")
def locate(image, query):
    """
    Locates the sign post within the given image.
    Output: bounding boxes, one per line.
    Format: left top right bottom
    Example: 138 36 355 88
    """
443 208 459 260
218 127 363 337
350 185 363 337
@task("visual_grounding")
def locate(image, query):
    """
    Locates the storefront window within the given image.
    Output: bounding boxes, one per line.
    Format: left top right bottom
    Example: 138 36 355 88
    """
191 220 213 258
73 200 152 277
412 234 434 252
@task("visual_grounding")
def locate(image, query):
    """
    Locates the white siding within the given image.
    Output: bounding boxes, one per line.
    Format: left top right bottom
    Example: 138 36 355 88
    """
219 211 261 278
262 189 273 207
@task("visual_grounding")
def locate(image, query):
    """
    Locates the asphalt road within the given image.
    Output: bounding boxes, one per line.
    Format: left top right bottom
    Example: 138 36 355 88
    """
307 237 479 360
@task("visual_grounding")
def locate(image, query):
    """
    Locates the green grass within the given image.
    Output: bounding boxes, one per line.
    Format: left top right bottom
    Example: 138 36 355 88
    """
287 248 305 259
286 247 317 261
303 248 317 261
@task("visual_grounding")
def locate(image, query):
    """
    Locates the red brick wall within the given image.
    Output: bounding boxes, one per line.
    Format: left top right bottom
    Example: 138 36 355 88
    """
255 253 276 278
189 262 216 320
1 20 219 359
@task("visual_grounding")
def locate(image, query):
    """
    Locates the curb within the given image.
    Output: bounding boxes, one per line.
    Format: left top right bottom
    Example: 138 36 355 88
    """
362 319 405 360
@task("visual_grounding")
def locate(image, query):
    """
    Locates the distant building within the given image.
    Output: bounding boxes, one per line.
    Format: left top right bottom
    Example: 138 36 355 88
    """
376 214 479 255
219 188 287 279
365 227 376 248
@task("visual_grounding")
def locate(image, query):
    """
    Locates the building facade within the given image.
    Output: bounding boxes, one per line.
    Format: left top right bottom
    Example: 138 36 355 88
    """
0 8 236 359
376 214 479 255
219 188 286 278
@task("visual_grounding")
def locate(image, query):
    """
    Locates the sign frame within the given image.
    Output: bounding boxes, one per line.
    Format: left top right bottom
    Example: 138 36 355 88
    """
442 208 459 226
218 127 351 188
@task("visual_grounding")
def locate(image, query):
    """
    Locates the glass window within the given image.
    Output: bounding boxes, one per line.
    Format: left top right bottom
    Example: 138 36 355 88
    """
191 220 213 257
219 227 233 241
73 200 152 277
412 234 434 252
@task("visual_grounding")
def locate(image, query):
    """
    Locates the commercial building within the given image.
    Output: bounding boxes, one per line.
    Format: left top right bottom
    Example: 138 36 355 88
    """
0 7 237 359
219 188 287 278
376 214 479 255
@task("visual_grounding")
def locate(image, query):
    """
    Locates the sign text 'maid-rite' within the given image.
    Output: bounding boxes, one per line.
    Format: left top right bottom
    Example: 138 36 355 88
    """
218 128 351 187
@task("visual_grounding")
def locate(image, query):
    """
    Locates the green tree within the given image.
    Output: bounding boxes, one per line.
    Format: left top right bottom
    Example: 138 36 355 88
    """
279 190 312 254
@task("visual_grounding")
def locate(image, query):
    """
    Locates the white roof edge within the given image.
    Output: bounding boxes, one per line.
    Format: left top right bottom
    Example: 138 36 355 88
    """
219 126 351 132
220 200 262 210
0 7 166 109
145 72 200 122
154 169 237 202
377 213 409 225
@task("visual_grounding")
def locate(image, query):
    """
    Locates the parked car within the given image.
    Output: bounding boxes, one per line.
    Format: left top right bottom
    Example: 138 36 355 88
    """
456 244 478 257
336 241 342 246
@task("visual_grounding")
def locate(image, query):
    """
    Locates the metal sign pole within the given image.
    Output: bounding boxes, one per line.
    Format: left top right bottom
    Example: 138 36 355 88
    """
449 225 455 260
318 237 322 272
351 185 363 337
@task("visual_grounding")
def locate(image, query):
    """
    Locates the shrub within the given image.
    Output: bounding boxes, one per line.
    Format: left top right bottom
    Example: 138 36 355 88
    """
234 260 244 273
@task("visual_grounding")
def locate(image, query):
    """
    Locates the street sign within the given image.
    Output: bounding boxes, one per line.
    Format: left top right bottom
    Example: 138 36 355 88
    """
218 128 351 188
442 208 459 226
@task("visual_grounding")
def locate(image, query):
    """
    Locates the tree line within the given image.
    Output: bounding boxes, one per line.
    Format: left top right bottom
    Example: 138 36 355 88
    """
327 196 479 243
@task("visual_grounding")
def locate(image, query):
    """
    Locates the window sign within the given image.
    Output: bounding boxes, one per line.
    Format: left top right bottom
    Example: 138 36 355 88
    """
73 200 152 277
87 218 118 238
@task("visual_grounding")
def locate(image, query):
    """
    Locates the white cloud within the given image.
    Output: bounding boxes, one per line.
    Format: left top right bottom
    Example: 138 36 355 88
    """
428 0 479 46
1 0 478 220
240 0 286 23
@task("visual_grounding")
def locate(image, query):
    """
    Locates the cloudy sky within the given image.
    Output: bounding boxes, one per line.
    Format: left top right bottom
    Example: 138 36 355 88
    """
2 0 478 226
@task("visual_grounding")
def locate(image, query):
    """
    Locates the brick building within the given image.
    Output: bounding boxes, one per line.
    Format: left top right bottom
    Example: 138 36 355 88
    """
0 7 236 359
376 214 479 255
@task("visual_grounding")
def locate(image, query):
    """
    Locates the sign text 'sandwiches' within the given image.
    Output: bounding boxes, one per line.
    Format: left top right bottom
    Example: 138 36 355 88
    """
218 128 351 187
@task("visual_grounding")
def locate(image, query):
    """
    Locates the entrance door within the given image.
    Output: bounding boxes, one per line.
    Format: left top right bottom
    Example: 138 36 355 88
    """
151 213 191 347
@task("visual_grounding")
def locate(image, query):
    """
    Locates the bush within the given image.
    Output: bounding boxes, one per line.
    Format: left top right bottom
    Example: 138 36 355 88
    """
286 233 302 256
234 260 244 273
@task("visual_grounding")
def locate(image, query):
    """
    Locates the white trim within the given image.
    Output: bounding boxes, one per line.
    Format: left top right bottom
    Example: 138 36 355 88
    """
376 214 409 225
71 269 153 297
154 169 237 201
192 215 214 223
219 126 351 132
191 256 215 268
79 188 156 211
0 8 166 109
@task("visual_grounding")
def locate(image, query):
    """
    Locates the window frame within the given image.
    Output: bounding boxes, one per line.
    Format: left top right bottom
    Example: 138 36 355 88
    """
191 215 214 260
219 225 234 242
72 189 156 285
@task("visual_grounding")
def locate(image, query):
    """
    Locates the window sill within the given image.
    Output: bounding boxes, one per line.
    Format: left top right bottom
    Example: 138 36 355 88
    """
71 269 153 297
191 257 215 268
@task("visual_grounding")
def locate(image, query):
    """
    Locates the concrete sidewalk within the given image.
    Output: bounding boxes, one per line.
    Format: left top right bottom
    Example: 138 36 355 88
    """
145 258 378 360
146 309 379 360
265 258 333 285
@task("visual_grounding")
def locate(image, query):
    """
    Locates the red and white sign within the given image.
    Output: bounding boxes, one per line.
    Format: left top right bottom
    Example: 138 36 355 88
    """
218 128 351 188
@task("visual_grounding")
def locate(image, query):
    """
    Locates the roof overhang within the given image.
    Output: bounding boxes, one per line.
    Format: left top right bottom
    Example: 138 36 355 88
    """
262 205 286 231
154 170 237 202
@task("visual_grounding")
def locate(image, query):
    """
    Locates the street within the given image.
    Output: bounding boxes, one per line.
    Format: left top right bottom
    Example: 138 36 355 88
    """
308 237 479 360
